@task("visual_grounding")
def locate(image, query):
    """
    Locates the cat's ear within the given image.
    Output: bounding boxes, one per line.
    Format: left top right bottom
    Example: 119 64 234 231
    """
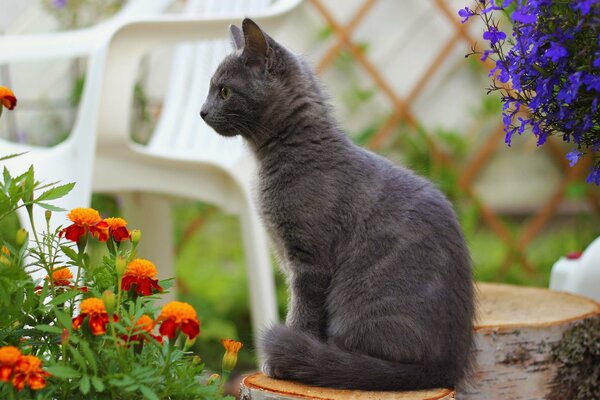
241 18 273 73
229 24 244 51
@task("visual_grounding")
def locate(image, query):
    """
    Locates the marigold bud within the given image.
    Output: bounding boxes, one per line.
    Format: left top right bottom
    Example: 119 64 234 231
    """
131 229 141 244
192 355 202 365
115 255 127 276
184 336 197 351
45 210 52 224
61 329 70 346
207 373 221 385
0 246 9 266
221 339 243 373
15 228 28 246
102 290 116 316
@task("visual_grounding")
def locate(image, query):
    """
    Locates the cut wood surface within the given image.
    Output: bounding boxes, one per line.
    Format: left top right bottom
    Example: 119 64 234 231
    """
240 283 600 400
241 372 455 400
475 282 599 330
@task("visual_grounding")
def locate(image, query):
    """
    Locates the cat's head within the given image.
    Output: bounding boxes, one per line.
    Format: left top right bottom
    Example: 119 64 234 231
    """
200 19 311 144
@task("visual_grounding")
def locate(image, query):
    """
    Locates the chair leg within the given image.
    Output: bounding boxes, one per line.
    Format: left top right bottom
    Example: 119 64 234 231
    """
120 193 175 305
239 201 279 359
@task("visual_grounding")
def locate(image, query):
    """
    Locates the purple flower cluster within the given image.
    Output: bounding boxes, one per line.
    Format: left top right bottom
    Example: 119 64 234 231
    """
461 0 600 184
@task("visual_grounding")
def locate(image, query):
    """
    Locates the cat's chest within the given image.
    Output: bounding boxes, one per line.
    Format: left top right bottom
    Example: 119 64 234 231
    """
255 164 312 240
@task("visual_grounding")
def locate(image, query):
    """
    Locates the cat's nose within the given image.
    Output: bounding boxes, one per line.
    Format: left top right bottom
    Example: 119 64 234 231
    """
200 109 208 120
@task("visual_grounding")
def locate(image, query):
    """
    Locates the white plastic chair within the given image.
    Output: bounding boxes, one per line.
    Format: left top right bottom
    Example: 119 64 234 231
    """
0 0 173 280
94 0 304 340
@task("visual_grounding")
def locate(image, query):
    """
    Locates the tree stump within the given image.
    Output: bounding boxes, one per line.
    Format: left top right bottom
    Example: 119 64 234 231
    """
240 283 599 400
459 283 600 400
240 372 455 400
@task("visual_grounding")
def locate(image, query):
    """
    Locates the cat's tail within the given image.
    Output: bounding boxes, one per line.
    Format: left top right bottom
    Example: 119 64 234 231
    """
260 325 456 391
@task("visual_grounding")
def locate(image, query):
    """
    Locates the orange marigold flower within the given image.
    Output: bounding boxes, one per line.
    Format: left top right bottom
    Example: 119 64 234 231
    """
121 258 163 296
0 346 21 382
72 297 117 335
0 86 17 110
35 267 87 294
123 315 162 344
59 208 109 243
157 301 200 340
221 339 243 372
104 217 131 242
50 267 73 286
11 355 50 391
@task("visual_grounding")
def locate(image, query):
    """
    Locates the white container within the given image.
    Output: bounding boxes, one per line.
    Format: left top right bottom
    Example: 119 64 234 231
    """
549 237 600 303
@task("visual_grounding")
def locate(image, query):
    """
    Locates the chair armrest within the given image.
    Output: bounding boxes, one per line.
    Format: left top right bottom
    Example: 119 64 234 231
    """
0 29 101 63
97 0 304 148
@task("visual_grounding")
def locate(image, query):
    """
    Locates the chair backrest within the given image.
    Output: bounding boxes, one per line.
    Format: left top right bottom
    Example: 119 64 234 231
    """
147 0 271 167
0 0 174 270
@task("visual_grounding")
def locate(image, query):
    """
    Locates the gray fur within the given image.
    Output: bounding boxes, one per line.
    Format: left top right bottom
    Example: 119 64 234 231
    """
201 18 475 391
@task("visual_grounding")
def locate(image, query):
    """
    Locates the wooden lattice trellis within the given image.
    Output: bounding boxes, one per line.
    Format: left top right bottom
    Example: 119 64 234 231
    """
309 0 600 276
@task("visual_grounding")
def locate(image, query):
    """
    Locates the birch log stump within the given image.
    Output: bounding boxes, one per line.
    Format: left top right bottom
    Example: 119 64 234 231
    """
459 283 600 400
240 283 599 400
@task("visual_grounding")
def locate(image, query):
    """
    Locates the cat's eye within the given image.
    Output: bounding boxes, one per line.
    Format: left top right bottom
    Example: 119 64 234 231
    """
220 87 231 100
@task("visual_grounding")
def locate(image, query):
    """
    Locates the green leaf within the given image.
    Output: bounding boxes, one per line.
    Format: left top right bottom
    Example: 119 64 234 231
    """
36 182 75 202
79 340 97 374
35 202 66 212
60 245 79 263
80 375 90 395
49 290 79 306
91 376 105 393
139 385 160 400
69 347 87 371
35 324 62 334
0 152 27 162
45 365 80 379
54 308 73 330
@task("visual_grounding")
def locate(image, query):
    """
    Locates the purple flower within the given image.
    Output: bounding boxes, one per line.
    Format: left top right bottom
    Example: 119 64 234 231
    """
511 9 536 24
461 0 600 183
587 169 600 186
458 7 475 23
572 0 595 15
566 150 583 167
483 26 507 45
544 42 568 62
53 0 67 8
583 74 600 93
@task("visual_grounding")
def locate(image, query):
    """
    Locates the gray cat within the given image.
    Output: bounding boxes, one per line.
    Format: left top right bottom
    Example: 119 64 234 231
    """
200 18 474 391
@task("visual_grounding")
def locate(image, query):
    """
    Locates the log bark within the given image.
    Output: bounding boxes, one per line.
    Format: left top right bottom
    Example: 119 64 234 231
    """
240 283 600 400
458 283 600 400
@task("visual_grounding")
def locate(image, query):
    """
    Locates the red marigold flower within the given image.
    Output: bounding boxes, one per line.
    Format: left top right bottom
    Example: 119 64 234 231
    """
59 208 109 243
0 86 17 110
221 339 243 372
11 355 50 391
0 346 21 382
121 259 163 296
104 217 131 242
72 298 116 335
157 301 200 340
